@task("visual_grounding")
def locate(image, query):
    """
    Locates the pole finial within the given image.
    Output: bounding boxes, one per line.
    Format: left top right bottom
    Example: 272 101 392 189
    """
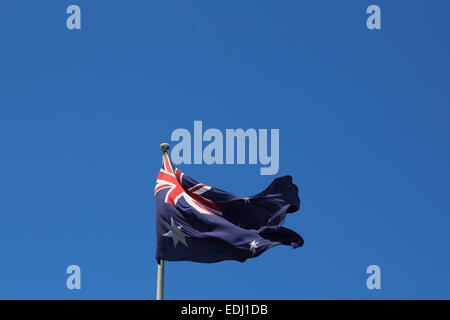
160 143 170 153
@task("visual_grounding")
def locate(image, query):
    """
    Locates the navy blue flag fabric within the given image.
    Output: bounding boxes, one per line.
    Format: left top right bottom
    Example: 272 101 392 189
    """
155 152 304 263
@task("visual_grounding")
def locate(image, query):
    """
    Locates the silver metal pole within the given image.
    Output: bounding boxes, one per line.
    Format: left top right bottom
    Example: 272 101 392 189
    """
156 260 164 300
156 143 170 300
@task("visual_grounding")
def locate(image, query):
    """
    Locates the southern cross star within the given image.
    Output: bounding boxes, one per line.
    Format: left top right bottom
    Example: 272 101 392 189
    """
163 217 189 248
249 240 259 255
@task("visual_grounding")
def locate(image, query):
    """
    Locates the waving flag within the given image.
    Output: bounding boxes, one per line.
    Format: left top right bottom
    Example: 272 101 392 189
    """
155 152 303 263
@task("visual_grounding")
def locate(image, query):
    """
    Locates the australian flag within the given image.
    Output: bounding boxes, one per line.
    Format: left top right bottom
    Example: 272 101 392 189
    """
155 152 304 263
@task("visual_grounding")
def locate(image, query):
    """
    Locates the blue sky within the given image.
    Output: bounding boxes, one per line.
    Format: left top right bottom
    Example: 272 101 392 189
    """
1 0 450 299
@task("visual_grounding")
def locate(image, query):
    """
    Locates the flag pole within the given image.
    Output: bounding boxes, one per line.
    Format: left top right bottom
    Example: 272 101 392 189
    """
156 260 164 300
156 143 170 300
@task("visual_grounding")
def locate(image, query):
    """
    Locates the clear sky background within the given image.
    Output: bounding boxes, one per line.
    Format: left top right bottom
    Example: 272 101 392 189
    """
1 0 449 299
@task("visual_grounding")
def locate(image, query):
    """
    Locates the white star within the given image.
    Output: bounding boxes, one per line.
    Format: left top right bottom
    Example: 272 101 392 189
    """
163 217 189 248
243 197 251 204
249 240 259 255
